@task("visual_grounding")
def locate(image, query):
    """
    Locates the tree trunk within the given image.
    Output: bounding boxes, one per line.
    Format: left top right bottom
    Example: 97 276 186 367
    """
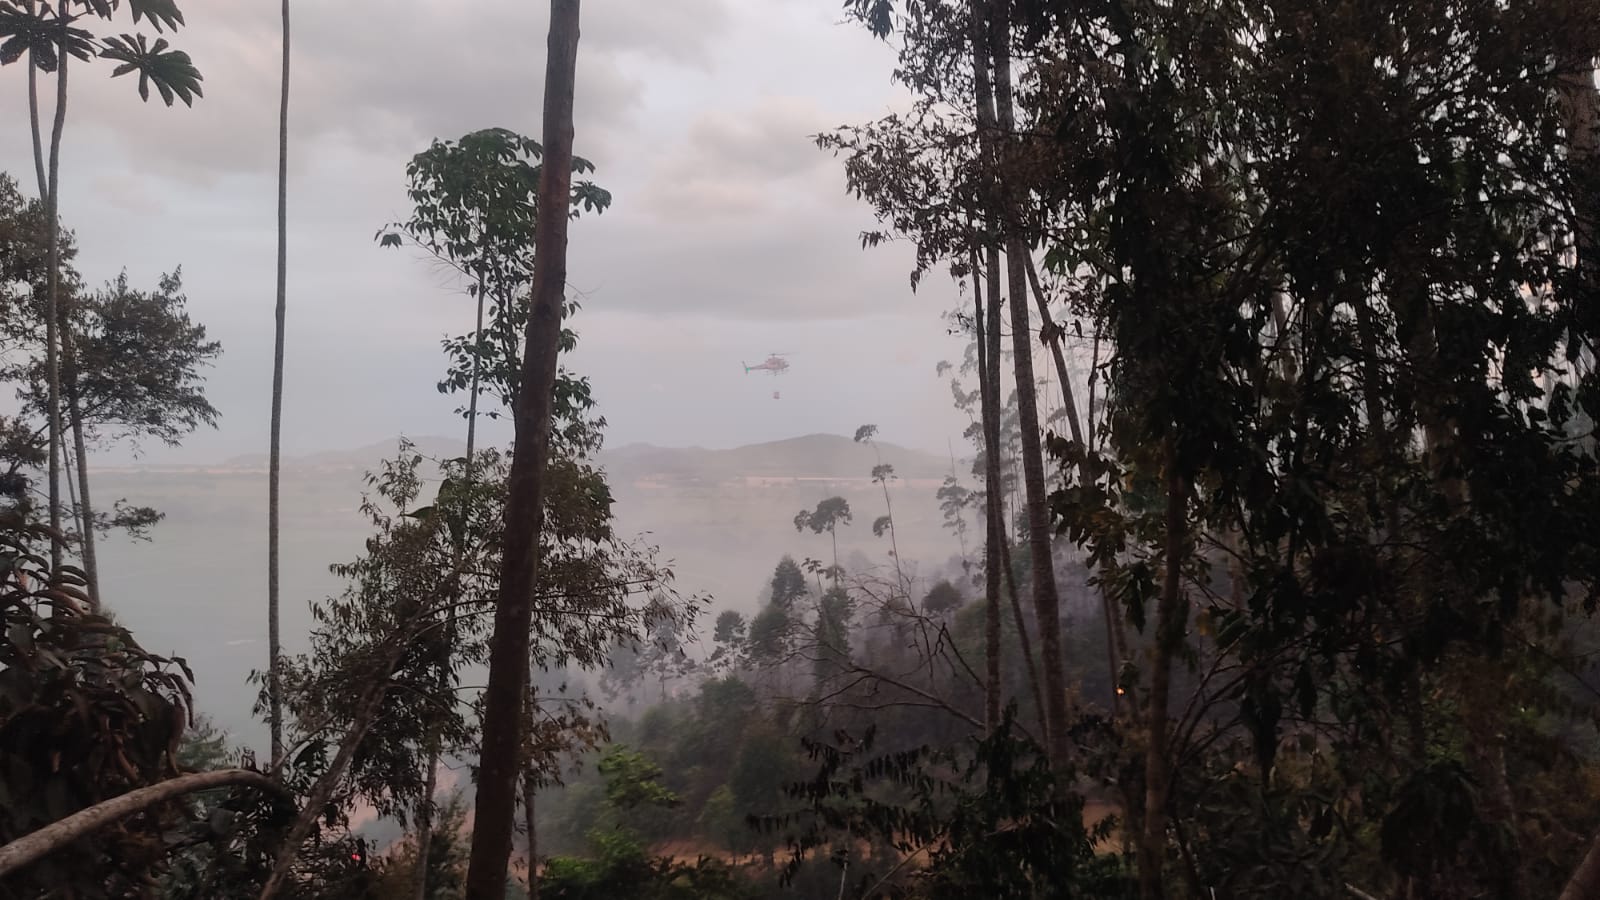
259 674 391 900
1088 329 1102 450
999 531 1047 739
61 329 99 608
877 474 905 597
1023 256 1126 714
412 752 439 900
466 276 485 464
523 768 540 900
974 263 1003 731
1137 443 1186 900
413 262 488 900
42 10 69 572
989 0 1070 768
0 769 285 878
267 0 292 772
1022 257 1082 447
63 427 80 538
463 4 582 896
27 55 46 201
967 0 1008 737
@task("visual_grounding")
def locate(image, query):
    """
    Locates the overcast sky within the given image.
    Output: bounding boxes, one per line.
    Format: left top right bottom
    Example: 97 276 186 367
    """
0 0 975 464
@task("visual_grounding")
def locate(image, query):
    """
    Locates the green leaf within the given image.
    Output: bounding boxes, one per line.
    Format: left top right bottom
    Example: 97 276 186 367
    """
127 0 186 33
100 32 203 107
0 6 94 68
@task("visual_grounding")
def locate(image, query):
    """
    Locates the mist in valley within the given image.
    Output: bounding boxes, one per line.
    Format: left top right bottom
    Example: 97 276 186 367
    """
91 432 981 748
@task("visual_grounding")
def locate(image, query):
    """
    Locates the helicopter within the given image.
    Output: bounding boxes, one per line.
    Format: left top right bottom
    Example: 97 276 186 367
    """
742 353 791 375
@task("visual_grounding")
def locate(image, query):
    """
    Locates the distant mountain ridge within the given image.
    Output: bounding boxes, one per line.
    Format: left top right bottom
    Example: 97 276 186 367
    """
219 435 471 470
603 433 957 480
213 433 964 481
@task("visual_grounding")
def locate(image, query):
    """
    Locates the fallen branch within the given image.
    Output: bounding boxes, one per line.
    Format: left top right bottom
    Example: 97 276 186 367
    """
0 768 286 878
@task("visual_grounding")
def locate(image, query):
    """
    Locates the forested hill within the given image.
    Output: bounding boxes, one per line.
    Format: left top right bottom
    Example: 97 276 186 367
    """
89 433 973 748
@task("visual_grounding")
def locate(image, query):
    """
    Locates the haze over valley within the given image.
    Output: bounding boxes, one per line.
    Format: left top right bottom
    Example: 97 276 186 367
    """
94 432 974 747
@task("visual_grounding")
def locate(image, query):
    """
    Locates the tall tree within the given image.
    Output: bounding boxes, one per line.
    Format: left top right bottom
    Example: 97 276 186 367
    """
972 251 1007 731
0 181 219 547
267 0 290 771
983 0 1070 769
464 2 584 895
793 496 853 583
853 424 908 595
824 0 1067 750
0 0 202 592
1025 1 1600 894
378 125 610 900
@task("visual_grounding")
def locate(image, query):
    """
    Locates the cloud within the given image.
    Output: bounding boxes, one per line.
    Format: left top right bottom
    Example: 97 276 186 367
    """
638 97 836 220
0 0 981 465
14 0 729 186
566 201 943 322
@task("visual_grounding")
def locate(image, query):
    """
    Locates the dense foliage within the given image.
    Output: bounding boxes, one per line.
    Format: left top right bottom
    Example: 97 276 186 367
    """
1 0 1597 898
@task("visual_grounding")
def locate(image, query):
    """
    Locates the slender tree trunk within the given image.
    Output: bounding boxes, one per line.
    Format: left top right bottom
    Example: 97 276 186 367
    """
989 2 1070 769
1088 330 1102 449
43 11 69 572
0 769 286 878
1138 442 1187 900
413 267 488 900
968 0 1011 737
1022 257 1082 447
259 672 393 900
966 0 1012 729
1023 256 1126 713
999 532 1047 739
974 265 1003 731
522 689 540 900
27 47 46 201
63 426 79 534
413 753 439 900
464 4 582 896
267 0 292 771
984 247 1006 720
61 330 99 607
466 279 485 463
877 474 906 596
